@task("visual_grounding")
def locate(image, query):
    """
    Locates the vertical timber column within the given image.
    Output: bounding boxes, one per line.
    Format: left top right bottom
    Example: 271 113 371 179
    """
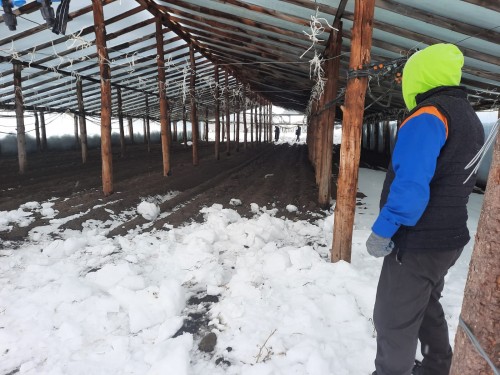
117 87 126 158
259 100 262 143
76 78 88 164
214 65 220 160
332 0 375 263
236 98 240 152
254 103 258 144
40 110 47 151
145 95 151 152
225 70 230 155
92 0 113 196
13 61 27 174
269 102 272 143
450 128 500 375
173 118 178 142
319 26 342 208
182 105 187 146
189 45 199 166
243 88 247 150
156 18 171 176
205 107 209 142
143 118 147 144
73 114 79 147
250 105 254 146
128 117 134 144
34 111 41 152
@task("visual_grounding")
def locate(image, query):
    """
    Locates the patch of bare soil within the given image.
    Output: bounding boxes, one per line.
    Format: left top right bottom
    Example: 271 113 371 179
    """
1 141 334 246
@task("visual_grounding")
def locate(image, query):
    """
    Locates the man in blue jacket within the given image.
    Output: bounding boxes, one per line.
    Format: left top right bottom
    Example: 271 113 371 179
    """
367 44 484 375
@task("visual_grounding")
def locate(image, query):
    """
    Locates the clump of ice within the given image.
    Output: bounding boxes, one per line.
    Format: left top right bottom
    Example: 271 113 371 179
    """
286 204 298 212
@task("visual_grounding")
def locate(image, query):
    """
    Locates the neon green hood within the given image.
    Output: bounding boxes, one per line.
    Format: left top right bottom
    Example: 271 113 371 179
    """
402 44 464 111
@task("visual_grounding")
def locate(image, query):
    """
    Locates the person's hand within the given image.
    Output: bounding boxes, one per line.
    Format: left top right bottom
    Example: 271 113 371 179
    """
366 232 394 258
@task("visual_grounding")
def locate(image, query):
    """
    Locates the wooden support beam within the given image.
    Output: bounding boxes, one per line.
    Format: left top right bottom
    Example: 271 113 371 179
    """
214 65 221 160
75 78 89 158
319 26 342 208
190 45 199 166
182 105 188 146
243 87 247 150
258 103 262 143
268 101 272 144
156 18 172 176
205 107 209 142
253 103 257 145
236 96 240 152
128 117 134 144
40 110 47 151
34 111 41 152
332 0 375 263
225 70 231 155
117 87 126 158
173 118 178 142
92 0 114 196
73 114 79 147
145 95 151 152
13 62 27 174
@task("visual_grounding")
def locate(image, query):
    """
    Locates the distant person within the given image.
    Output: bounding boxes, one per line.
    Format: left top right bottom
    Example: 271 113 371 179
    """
274 126 280 142
295 125 301 142
366 44 485 375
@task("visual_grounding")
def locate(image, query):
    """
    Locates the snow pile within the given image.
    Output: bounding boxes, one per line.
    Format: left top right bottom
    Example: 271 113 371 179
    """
0 169 483 375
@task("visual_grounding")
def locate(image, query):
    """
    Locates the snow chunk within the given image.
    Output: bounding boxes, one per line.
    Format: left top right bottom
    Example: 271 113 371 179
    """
250 203 260 213
137 201 160 221
286 204 298 212
229 198 242 206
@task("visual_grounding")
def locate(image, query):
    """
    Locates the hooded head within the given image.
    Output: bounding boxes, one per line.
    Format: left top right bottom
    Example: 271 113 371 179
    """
402 44 464 111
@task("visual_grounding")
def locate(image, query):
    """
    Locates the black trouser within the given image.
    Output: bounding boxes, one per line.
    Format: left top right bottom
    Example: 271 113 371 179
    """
373 247 463 375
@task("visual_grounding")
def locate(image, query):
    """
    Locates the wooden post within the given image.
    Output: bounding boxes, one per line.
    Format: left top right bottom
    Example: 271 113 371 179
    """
117 87 125 158
92 0 113 196
143 117 147 144
214 65 220 160
250 104 254 146
221 106 225 141
128 117 134 144
450 129 500 375
205 107 209 142
40 110 47 151
182 105 187 146
156 18 172 176
319 26 342 208
13 61 27 174
254 103 258 144
259 103 262 143
145 95 151 152
73 114 79 147
34 111 41 152
225 70 231 155
243 88 247 150
236 98 240 152
76 78 88 164
189 45 199 166
173 119 178 142
269 102 272 143
332 0 375 263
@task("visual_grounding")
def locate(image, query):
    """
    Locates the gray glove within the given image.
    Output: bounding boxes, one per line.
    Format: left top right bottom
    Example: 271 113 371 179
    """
366 232 394 258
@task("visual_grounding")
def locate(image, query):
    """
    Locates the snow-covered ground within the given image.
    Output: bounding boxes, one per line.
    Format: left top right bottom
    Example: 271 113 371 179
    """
0 148 483 375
